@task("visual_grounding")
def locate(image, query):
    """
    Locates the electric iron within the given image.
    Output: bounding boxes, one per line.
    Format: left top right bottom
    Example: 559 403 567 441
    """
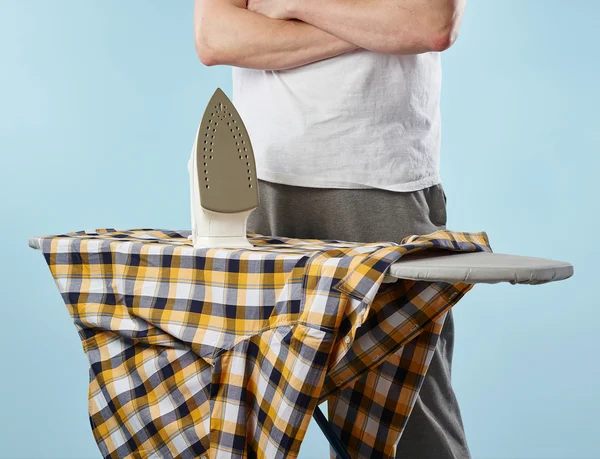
188 88 259 249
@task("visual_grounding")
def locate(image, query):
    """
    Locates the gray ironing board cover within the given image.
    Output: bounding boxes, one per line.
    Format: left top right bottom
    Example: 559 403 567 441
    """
383 250 572 284
27 237 573 285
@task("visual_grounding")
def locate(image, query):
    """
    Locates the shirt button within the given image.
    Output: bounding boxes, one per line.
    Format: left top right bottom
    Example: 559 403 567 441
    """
336 380 343 386
200 456 208 459
449 292 459 299
372 355 379 362
344 336 351 344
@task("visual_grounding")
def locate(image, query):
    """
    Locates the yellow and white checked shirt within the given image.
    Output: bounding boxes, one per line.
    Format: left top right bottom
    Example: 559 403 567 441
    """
36 228 492 458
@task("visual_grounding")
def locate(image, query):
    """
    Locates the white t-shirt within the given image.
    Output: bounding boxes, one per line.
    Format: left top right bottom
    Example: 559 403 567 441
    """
231 49 442 191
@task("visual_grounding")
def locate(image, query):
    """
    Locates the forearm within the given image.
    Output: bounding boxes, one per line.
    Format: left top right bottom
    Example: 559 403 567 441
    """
289 0 466 54
195 1 359 70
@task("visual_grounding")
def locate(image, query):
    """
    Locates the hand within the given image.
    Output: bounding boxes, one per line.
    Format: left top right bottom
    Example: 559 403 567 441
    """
247 0 296 20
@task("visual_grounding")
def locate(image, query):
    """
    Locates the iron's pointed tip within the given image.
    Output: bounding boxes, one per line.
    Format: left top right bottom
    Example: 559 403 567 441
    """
207 87 232 107
211 88 229 101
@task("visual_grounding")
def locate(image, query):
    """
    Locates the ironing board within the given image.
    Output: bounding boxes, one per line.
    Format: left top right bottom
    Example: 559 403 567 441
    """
26 237 573 459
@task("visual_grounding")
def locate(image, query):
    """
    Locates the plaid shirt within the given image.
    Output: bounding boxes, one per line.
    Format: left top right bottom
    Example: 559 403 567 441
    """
34 228 492 459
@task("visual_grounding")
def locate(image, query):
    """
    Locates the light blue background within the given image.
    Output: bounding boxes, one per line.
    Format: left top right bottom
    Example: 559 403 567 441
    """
1 1 598 458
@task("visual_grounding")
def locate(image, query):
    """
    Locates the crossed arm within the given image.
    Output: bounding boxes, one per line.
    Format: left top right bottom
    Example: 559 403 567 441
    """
194 0 465 70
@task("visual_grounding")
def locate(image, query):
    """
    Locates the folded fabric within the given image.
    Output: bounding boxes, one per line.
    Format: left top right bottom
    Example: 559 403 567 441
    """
36 228 492 459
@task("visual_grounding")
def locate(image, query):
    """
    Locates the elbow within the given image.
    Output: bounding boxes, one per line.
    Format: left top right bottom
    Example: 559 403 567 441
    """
426 28 458 53
195 38 218 67
385 2 465 55
194 13 222 66
422 1 465 52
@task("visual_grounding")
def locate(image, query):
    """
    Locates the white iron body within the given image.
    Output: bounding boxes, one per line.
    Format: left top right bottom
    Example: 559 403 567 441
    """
187 88 260 249
188 128 255 249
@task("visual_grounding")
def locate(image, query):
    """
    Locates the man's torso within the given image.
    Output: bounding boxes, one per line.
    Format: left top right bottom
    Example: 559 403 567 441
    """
232 49 442 191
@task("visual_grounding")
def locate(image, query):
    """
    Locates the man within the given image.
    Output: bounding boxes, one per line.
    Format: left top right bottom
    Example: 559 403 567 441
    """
193 1 468 457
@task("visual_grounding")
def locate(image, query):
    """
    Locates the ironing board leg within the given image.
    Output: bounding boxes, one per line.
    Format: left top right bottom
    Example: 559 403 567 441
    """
313 405 352 459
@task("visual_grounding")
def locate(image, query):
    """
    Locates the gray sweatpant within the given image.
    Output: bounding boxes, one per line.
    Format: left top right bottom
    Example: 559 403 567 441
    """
246 179 471 459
